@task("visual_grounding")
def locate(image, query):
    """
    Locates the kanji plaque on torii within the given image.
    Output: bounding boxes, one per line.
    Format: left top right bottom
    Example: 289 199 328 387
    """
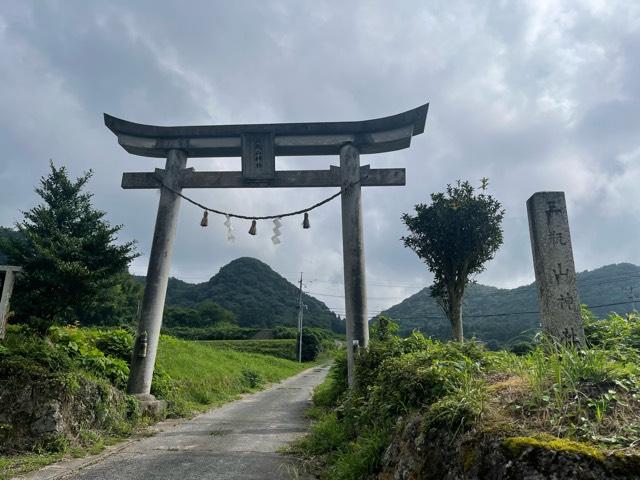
105 104 429 399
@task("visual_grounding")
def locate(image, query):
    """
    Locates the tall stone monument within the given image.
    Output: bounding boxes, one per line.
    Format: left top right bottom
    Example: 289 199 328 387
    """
527 192 585 345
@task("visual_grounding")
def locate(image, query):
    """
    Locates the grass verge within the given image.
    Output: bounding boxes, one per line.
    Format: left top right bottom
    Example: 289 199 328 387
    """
157 335 310 416
201 338 296 360
0 327 315 479
291 311 640 479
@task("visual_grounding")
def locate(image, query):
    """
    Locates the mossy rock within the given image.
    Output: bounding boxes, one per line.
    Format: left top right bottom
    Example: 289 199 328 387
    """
501 434 640 478
502 434 606 462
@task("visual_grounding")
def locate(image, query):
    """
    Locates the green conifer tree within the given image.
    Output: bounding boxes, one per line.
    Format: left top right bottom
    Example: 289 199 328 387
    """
3 162 138 332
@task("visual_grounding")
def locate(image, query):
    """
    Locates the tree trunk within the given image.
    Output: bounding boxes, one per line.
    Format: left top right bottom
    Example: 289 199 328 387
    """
448 294 463 342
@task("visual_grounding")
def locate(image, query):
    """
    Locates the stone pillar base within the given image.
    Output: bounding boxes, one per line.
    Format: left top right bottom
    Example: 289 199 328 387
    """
133 393 167 418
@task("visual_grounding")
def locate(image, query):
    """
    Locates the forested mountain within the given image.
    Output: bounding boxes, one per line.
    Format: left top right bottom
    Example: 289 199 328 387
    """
381 263 640 347
137 257 342 331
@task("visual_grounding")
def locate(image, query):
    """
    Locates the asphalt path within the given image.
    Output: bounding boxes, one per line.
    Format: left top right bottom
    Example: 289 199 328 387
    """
24 365 329 480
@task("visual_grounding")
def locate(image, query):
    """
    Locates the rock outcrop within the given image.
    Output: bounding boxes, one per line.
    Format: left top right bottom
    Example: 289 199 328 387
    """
0 375 135 451
377 414 640 480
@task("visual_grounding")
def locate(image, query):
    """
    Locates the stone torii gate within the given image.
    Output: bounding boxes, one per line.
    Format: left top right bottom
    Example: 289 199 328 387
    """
105 104 429 398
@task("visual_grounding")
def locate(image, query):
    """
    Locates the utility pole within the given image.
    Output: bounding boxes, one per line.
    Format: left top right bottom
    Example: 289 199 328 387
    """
297 272 304 363
623 286 637 311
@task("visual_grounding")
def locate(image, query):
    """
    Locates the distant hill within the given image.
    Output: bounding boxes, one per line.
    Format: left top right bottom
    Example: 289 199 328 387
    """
137 257 342 332
381 263 640 347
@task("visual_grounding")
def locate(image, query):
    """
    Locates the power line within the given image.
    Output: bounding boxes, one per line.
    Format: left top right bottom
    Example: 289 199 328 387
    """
307 291 406 300
303 274 640 303
295 278 429 289
297 273 640 291
371 298 640 321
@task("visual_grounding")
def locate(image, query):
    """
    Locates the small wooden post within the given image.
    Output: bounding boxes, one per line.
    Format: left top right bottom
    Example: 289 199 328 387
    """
527 192 585 345
0 266 21 340
128 149 187 395
340 143 369 387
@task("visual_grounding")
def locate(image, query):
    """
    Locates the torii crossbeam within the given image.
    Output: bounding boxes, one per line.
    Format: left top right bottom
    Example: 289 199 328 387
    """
105 103 429 397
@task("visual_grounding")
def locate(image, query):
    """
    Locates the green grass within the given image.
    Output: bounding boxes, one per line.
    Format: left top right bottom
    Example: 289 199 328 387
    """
156 335 310 416
201 338 297 360
0 329 315 478
293 313 640 478
0 452 64 479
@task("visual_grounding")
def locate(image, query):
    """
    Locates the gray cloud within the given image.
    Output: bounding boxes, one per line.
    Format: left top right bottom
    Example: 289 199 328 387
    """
1 0 639 314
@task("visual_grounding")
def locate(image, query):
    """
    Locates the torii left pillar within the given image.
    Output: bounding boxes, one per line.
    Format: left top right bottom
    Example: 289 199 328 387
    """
128 149 186 399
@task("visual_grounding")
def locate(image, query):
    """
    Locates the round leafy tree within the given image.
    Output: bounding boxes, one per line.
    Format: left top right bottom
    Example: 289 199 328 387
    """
3 162 138 333
402 179 504 341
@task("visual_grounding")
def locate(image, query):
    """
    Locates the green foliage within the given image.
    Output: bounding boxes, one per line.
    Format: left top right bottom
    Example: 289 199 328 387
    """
204 339 297 360
76 274 142 327
422 369 487 433
401 180 505 341
584 309 640 351
48 327 131 388
0 326 73 380
294 412 348 456
0 451 65 479
328 427 390 480
0 227 23 264
370 315 399 341
1 163 138 333
312 365 347 408
298 327 333 362
1 325 312 475
150 365 174 399
295 310 640 478
163 301 236 328
94 329 134 361
163 325 261 340
155 335 311 416
273 326 298 339
241 368 264 389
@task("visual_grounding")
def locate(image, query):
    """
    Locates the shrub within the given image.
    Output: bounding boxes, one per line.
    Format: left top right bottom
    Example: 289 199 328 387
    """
329 427 390 480
241 368 264 389
295 412 349 455
297 327 332 362
273 326 298 339
95 329 134 361
150 365 174 398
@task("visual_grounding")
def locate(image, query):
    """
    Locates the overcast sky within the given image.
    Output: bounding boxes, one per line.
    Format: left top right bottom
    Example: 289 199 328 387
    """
1 0 639 315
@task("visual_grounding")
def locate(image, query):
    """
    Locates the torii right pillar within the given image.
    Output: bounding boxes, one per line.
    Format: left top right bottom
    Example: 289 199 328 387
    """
527 192 585 345
340 144 368 387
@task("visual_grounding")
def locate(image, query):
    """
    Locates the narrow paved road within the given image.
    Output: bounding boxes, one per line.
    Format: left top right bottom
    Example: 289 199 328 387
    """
28 365 328 480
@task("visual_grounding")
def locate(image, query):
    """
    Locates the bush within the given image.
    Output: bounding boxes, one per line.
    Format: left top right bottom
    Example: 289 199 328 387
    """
273 326 298 339
95 329 134 361
297 327 333 362
295 310 640 479
241 368 264 389
0 326 73 380
313 360 347 408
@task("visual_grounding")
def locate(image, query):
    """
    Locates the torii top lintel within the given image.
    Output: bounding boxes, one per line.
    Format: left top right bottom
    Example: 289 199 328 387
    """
104 103 429 159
